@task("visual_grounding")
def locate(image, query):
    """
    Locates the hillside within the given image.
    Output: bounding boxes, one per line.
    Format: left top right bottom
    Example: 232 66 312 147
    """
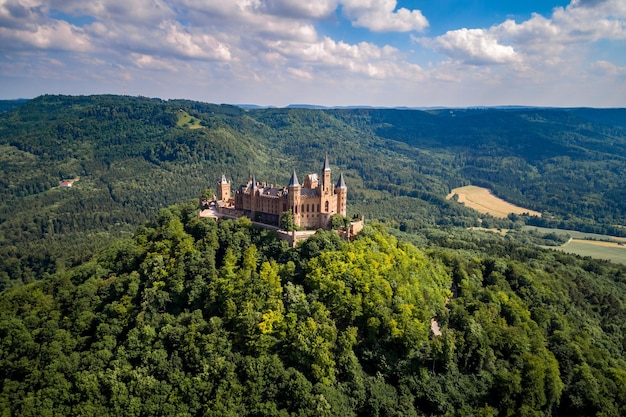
1 205 625 416
1 95 626 286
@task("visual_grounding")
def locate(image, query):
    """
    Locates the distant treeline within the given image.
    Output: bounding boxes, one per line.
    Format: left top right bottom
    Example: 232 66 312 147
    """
1 95 626 285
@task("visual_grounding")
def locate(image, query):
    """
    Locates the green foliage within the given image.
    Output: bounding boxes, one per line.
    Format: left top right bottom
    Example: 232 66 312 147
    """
2 95 626 414
2 204 625 416
2 95 626 286
279 210 295 231
327 214 349 230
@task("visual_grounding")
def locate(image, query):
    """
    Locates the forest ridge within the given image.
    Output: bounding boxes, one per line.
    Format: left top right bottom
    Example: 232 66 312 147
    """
1 96 626 415
1 95 626 286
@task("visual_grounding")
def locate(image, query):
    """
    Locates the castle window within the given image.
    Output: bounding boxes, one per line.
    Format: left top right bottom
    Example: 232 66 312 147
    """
306 204 309 212
325 201 329 211
302 204 304 213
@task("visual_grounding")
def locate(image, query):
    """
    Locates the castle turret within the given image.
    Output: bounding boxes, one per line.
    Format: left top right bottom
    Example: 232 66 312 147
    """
287 170 302 227
335 173 347 216
217 174 231 201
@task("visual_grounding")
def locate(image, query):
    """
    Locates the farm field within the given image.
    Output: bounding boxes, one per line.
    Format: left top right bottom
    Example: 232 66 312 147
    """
447 185 542 218
523 226 626 243
550 240 626 265
524 226 626 264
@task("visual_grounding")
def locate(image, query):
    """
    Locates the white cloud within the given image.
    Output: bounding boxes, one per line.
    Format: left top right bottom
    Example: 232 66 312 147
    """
50 0 174 25
0 18 91 51
159 21 232 61
265 36 422 80
592 60 626 76
341 0 428 32
0 0 48 29
132 53 179 72
287 67 313 80
421 28 519 65
419 0 625 74
259 0 338 19
1 0 624 107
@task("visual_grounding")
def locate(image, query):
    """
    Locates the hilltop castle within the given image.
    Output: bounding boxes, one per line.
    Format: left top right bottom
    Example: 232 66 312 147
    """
215 156 347 229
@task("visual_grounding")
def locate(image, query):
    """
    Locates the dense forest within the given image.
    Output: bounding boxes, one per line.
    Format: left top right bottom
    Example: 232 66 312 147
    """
1 204 625 416
1 95 626 415
1 95 626 287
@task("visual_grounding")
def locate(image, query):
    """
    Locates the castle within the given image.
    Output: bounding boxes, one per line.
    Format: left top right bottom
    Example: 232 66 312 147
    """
215 156 347 229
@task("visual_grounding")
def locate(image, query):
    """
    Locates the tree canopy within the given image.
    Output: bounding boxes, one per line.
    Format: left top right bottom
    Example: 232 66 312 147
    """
1 204 625 416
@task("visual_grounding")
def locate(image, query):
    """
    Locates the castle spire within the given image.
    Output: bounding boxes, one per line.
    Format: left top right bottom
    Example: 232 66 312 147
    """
288 170 300 187
336 172 346 189
221 174 228 184
323 154 331 171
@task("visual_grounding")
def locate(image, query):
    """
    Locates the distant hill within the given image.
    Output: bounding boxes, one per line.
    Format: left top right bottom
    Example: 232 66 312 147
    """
1 94 626 286
2 96 626 416
0 98 29 113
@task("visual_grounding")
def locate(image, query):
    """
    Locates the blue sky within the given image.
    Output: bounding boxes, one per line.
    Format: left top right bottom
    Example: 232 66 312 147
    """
0 0 624 107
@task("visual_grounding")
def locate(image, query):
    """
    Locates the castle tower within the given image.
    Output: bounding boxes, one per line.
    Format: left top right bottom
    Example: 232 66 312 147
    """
335 173 347 216
319 155 334 217
217 174 231 201
322 154 332 195
287 170 302 227
250 174 258 215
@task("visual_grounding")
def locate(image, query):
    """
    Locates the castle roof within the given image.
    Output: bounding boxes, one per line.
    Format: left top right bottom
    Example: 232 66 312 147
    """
221 174 228 184
336 172 347 189
251 174 256 189
288 170 300 187
323 154 331 171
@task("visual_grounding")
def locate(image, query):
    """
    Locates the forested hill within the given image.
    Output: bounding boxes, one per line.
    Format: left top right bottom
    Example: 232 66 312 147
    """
1 95 626 286
1 204 626 416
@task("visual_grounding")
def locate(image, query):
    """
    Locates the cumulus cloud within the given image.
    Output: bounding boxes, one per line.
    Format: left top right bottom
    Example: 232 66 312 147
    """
421 28 519 65
1 0 623 106
159 21 232 61
132 53 179 72
50 0 174 25
341 0 428 32
420 0 625 70
0 0 48 28
259 0 338 19
266 36 422 80
0 18 91 51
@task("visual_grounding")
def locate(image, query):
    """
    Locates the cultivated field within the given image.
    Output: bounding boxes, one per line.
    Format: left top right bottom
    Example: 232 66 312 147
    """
553 240 626 265
524 226 626 265
447 185 541 218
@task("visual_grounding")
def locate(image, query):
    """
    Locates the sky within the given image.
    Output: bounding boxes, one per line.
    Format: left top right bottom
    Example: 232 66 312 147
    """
0 0 625 107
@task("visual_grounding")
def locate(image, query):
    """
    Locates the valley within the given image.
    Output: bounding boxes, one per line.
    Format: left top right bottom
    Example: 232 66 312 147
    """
1 95 626 416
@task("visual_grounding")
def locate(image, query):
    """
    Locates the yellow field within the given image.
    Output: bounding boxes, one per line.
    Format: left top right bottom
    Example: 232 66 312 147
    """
447 185 541 219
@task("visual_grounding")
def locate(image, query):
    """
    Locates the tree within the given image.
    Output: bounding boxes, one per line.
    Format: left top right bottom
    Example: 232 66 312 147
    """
280 210 295 231
328 214 348 230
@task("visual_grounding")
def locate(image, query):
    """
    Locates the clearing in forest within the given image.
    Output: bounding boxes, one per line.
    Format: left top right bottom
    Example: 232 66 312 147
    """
447 185 541 219
176 110 203 129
